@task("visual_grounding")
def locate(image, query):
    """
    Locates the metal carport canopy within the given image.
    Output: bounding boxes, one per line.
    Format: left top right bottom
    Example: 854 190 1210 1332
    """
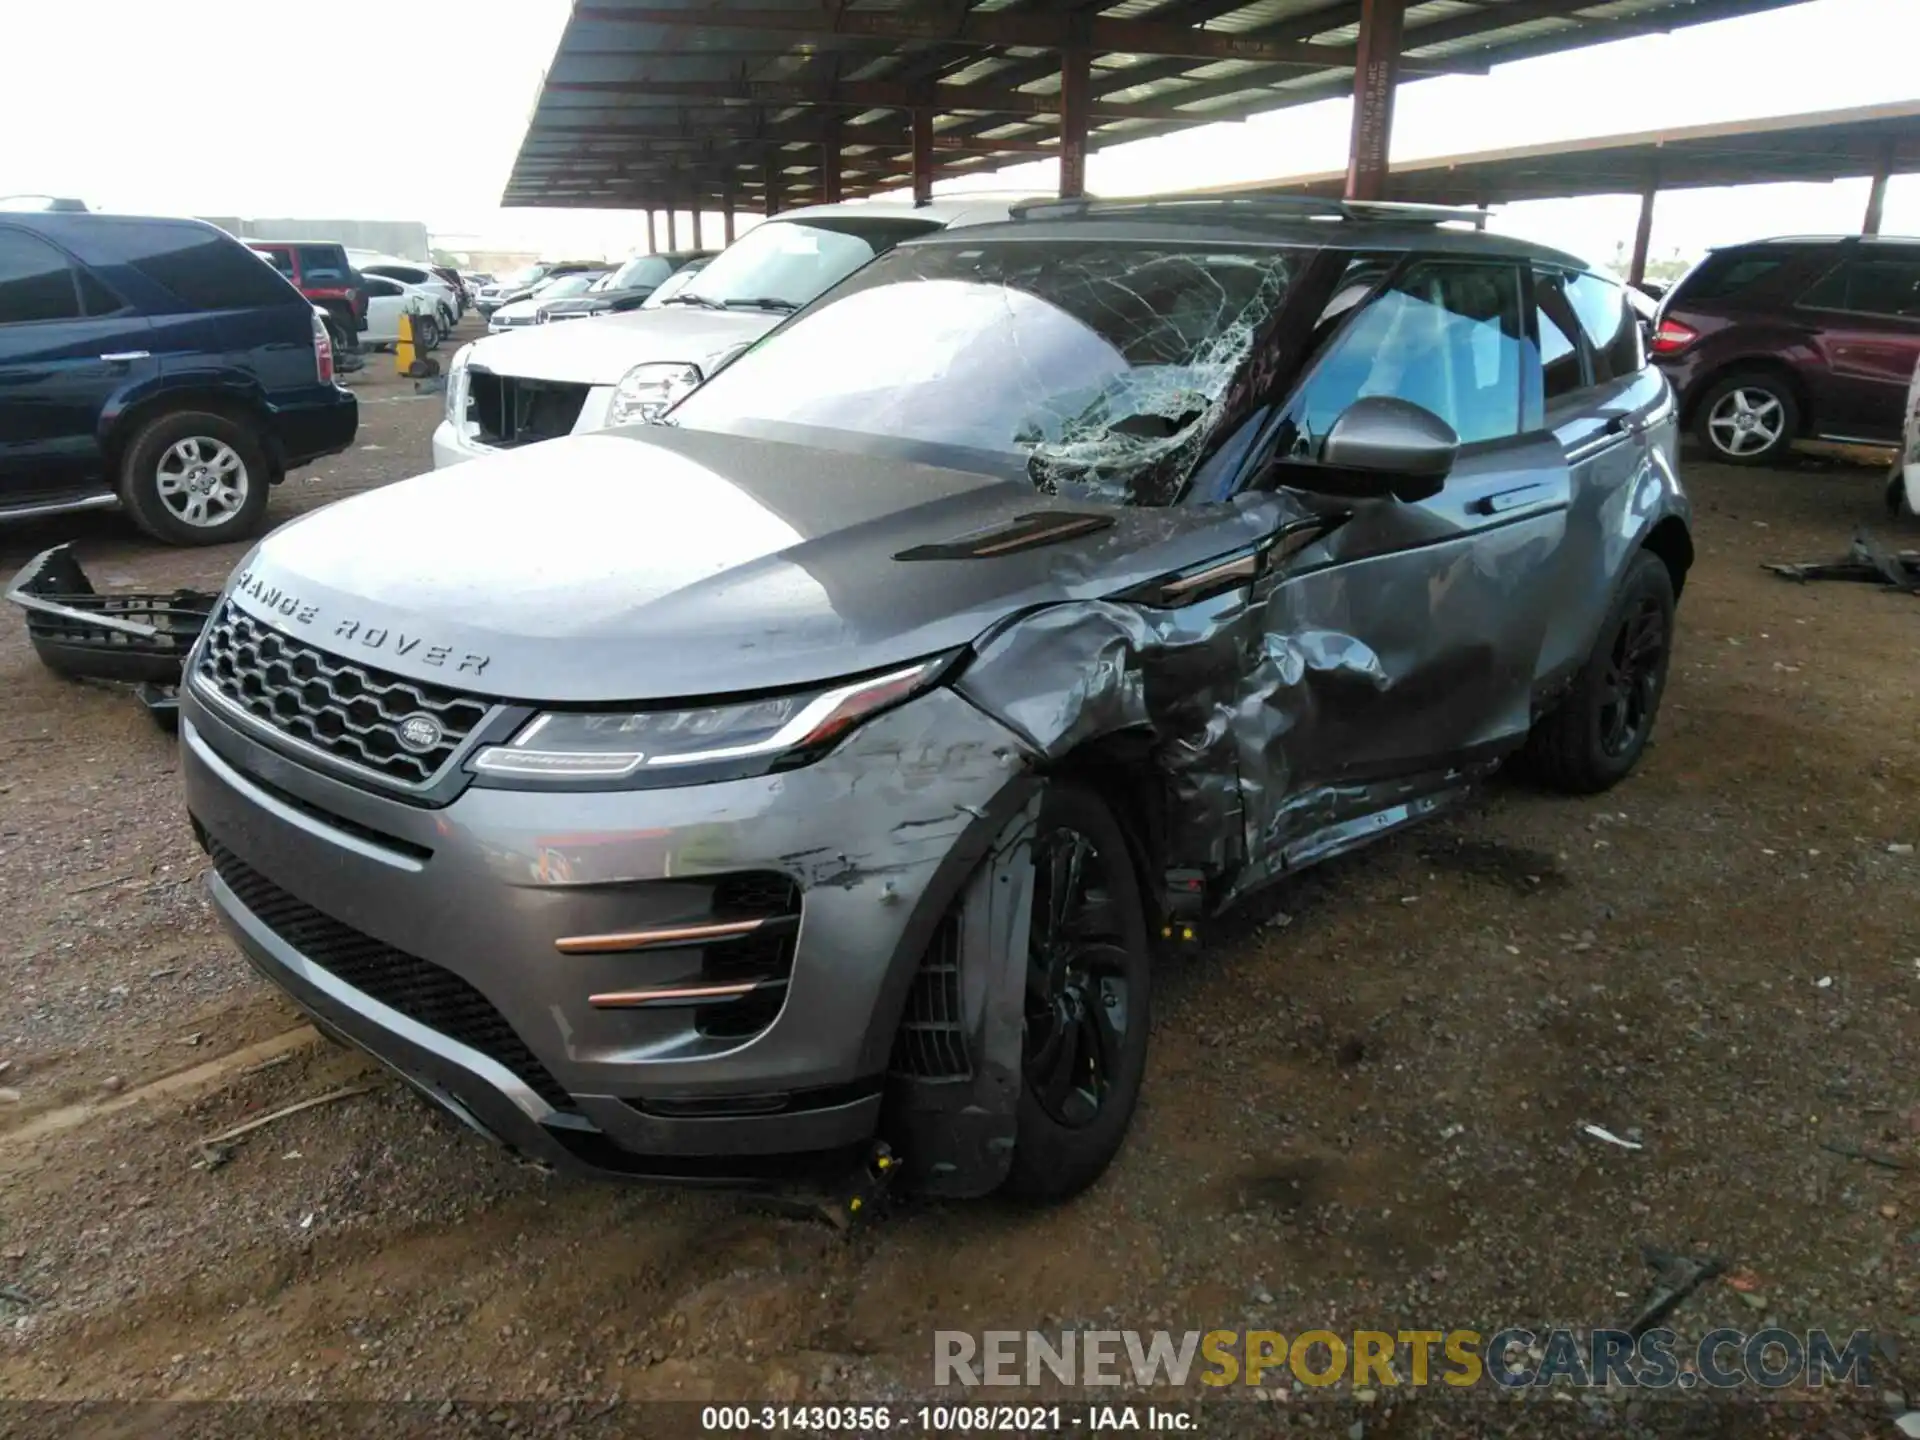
501 0 1815 220
1194 99 1920 278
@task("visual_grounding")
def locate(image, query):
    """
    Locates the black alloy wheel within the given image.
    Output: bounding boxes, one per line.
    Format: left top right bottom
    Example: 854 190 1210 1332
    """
1002 783 1151 1201
1023 824 1132 1130
1519 550 1676 795
1597 593 1668 759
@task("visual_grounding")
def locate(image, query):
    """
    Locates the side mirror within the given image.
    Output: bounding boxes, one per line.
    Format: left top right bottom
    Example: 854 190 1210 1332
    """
1276 396 1460 503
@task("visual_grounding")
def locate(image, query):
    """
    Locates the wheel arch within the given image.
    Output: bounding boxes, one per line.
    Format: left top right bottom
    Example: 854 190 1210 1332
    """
1038 727 1170 936
1640 514 1695 600
102 386 280 485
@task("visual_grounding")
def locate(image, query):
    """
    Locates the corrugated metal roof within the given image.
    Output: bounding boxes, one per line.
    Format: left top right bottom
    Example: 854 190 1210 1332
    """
504 0 1819 209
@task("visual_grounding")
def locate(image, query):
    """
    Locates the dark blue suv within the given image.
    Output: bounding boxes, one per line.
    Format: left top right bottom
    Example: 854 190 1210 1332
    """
0 212 357 545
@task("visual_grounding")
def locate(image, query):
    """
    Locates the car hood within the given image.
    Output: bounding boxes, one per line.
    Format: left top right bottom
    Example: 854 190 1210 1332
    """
459 307 775 386
227 427 1275 703
541 291 634 315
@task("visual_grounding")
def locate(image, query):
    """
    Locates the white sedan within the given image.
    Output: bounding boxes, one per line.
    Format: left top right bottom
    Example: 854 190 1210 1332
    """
359 274 443 348
353 257 459 327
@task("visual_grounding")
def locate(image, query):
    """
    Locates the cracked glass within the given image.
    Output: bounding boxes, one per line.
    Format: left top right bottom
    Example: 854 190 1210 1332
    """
666 240 1298 506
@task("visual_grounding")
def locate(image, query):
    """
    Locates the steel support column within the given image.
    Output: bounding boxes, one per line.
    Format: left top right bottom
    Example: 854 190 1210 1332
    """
1059 43 1090 199
1864 147 1892 235
724 189 736 243
911 109 934 207
646 209 657 252
666 208 678 249
822 117 843 205
1628 182 1657 286
765 155 781 216
1344 0 1405 202
692 205 704 249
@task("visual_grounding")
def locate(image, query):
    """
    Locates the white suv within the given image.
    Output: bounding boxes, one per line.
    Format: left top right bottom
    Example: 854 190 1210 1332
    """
431 198 1030 468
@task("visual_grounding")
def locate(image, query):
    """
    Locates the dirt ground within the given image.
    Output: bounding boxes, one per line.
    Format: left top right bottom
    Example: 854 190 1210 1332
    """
0 329 1914 1432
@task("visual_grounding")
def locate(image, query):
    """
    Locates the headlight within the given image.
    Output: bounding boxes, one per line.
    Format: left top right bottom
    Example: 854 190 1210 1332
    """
608 361 701 427
444 343 473 424
470 657 948 788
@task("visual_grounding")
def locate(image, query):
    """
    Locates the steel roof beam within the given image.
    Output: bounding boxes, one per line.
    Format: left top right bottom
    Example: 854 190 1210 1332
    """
518 128 1063 155
538 78 1217 123
567 5 1486 72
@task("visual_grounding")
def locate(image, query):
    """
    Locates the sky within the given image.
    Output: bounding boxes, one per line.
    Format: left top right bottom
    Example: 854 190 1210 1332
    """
1 0 1914 272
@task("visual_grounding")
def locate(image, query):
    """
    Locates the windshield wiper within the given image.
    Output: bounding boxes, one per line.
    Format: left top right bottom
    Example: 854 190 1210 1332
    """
661 292 725 310
722 296 798 312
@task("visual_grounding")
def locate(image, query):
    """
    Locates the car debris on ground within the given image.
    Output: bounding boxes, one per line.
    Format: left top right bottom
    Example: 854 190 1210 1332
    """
1764 529 1920 592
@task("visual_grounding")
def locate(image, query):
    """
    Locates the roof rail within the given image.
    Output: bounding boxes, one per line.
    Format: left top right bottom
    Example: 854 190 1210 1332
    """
1008 193 1490 229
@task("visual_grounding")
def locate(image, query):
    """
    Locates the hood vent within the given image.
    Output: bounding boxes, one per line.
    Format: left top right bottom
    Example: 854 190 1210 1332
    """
893 511 1112 562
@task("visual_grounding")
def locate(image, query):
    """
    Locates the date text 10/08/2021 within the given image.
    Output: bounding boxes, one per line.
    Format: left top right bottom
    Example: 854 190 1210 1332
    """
701 1406 1192 1432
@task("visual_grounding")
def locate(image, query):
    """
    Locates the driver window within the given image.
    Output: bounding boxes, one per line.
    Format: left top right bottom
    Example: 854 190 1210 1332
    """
1288 259 1525 449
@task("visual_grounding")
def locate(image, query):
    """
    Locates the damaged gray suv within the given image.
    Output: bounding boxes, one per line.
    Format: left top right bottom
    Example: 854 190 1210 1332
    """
181 197 1691 1203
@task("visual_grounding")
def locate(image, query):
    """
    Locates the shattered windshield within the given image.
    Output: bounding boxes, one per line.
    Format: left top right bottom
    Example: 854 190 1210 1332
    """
667 240 1295 505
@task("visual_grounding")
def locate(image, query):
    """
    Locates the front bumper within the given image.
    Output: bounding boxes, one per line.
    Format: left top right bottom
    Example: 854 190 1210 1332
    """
180 681 1031 1180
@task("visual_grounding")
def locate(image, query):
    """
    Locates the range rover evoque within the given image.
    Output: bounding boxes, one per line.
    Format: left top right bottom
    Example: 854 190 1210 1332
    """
181 197 1692 1201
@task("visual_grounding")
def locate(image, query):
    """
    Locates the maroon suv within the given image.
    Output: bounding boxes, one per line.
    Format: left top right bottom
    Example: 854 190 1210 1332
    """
1652 235 1920 465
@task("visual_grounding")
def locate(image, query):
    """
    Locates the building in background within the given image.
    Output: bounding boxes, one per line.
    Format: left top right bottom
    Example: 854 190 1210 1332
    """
198 216 430 260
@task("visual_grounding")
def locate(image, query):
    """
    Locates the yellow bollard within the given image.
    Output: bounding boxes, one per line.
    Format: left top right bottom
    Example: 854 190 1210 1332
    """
394 311 418 377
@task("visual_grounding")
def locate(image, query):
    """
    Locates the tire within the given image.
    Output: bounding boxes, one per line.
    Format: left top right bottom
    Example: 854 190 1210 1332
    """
1693 370 1799 466
1519 551 1676 795
1000 782 1152 1202
117 409 272 547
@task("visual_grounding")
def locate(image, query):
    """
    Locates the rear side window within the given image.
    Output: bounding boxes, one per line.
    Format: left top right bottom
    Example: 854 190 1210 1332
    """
1672 249 1796 304
1801 257 1920 318
363 276 402 297
0 227 83 323
1293 259 1525 446
90 221 296 311
253 246 296 276
1532 273 1583 404
296 245 351 283
1564 271 1643 383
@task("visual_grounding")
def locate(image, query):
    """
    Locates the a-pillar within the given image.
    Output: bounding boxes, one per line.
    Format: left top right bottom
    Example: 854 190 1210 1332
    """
1059 43 1090 199
911 110 933 207
1344 0 1405 202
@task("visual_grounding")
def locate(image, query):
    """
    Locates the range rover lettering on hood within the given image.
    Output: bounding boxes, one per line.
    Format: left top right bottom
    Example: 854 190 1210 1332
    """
231 569 493 677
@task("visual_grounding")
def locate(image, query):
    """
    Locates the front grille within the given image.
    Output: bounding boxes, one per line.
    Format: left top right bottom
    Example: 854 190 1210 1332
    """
889 913 971 1080
466 369 590 447
195 603 490 790
208 841 574 1112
